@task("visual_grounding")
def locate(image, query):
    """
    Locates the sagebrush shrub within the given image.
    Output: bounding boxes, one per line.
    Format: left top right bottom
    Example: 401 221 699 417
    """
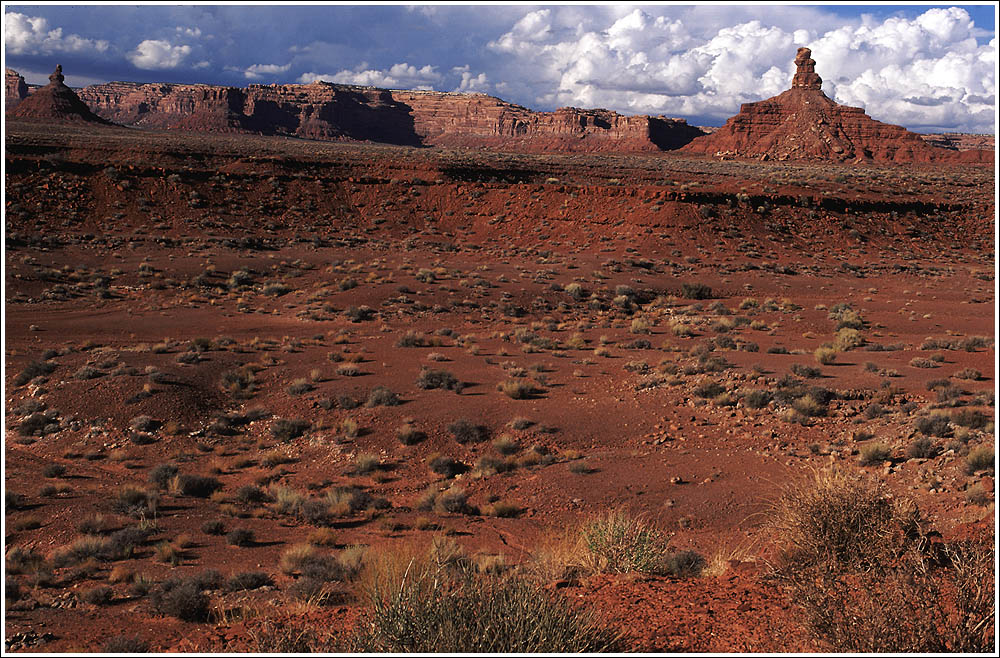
366 386 401 407
416 369 463 393
151 578 209 621
449 419 489 444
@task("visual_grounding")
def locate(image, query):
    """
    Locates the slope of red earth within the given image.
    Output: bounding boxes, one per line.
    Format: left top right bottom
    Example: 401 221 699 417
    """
4 120 995 652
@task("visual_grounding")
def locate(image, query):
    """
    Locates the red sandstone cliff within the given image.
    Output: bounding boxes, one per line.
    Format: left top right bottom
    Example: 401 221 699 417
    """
67 76 702 151
681 48 990 164
5 68 29 111
389 91 701 151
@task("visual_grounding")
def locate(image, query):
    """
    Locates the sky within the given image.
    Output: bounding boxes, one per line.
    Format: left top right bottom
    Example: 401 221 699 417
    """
3 3 996 133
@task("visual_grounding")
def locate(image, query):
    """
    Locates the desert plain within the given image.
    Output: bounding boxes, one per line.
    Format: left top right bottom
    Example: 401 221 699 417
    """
3 56 996 653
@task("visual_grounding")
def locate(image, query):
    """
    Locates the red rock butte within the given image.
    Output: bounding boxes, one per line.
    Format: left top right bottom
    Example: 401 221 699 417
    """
8 65 110 124
681 48 991 164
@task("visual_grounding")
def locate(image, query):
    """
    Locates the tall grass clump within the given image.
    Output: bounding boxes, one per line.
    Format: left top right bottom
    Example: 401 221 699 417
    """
579 509 670 575
353 543 618 652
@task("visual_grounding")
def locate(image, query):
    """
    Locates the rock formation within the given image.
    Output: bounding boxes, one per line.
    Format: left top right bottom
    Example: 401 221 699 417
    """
681 48 987 163
5 68 29 110
68 77 702 151
6 60 989 162
10 65 110 124
388 91 702 151
919 132 995 152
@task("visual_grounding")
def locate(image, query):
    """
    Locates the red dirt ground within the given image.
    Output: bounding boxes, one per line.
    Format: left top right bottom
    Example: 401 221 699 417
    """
3 120 995 652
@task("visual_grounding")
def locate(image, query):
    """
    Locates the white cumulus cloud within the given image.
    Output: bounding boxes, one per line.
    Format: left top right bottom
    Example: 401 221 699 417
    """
299 62 442 90
244 63 291 79
128 39 192 70
452 65 490 93
4 12 109 55
485 6 995 132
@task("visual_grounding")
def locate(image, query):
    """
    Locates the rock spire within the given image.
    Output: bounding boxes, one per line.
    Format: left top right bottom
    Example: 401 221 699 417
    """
791 47 822 90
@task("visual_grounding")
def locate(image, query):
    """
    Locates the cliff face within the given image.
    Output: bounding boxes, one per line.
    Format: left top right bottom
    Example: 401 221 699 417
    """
69 77 702 151
5 68 29 110
389 91 703 151
920 133 995 152
681 48 984 164
78 81 245 130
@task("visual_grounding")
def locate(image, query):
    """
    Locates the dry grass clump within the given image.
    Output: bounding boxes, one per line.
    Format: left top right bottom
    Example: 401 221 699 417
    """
965 444 994 475
814 346 837 365
832 328 864 352
858 442 891 466
448 419 489 444
416 368 463 393
396 423 426 446
768 467 995 652
578 509 671 575
497 379 540 399
352 539 618 652
769 467 910 570
366 386 401 407
220 367 257 398
395 330 443 348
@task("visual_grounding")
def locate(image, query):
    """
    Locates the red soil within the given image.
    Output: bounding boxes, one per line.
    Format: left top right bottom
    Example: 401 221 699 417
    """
3 119 994 652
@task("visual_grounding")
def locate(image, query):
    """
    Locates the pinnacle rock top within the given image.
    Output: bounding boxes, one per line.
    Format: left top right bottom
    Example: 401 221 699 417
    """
791 47 822 91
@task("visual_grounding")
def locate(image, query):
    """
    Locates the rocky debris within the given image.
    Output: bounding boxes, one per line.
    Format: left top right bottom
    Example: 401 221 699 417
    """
63 74 704 151
5 630 57 651
681 48 992 164
5 67 29 110
9 65 110 124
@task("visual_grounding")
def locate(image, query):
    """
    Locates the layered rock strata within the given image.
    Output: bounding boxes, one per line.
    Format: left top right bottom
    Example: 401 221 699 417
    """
68 78 702 151
5 68 29 110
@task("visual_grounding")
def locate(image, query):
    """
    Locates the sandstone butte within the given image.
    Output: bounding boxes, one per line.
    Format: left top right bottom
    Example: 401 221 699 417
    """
7 65 110 125
4 57 993 162
680 48 992 164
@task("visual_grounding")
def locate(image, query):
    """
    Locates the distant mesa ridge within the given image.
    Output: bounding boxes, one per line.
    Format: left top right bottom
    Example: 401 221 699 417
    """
679 48 991 164
4 60 993 161
4 65 703 152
